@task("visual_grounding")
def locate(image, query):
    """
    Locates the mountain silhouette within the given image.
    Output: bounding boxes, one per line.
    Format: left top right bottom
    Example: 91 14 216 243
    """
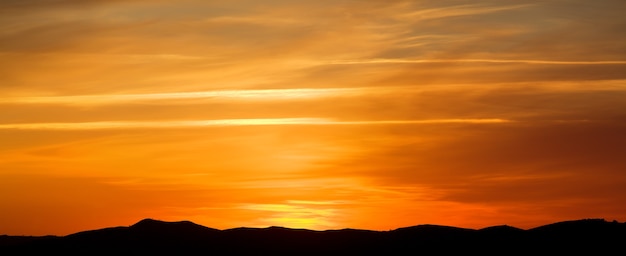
2 218 624 255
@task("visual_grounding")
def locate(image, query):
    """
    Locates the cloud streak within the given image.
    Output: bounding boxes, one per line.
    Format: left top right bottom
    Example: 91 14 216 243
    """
0 88 364 105
0 118 511 130
400 4 534 21
325 58 626 65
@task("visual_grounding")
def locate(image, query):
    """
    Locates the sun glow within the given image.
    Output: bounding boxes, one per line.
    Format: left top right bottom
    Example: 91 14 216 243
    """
239 202 338 230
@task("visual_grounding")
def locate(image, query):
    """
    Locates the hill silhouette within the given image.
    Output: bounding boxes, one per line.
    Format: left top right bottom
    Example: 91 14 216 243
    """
2 218 624 254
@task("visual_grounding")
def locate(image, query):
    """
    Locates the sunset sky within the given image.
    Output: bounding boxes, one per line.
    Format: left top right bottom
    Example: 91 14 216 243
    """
2 0 626 236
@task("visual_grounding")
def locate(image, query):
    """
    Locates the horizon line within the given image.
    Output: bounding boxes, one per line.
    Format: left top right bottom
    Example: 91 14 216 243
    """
2 217 618 237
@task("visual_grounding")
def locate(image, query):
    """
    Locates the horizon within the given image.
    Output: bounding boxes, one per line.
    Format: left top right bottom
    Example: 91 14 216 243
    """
2 1 626 236
5 217 621 237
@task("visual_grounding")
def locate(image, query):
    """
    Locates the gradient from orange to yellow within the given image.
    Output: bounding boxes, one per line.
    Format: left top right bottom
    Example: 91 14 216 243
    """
1 0 626 236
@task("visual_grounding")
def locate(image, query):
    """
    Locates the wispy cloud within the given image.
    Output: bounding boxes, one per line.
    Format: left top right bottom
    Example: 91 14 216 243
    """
0 118 329 130
0 118 512 130
401 4 533 21
286 200 350 205
329 119 511 125
324 58 626 65
0 88 363 105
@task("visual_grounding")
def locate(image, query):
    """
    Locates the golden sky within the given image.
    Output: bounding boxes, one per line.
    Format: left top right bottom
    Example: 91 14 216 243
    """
2 0 626 236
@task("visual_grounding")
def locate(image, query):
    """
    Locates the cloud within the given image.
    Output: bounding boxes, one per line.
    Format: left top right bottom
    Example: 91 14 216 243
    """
287 117 626 229
371 1 626 62
0 118 510 130
330 119 626 205
2 80 624 127
400 3 533 21
0 118 329 130
0 88 365 105
0 0 126 10
3 0 625 97
324 59 626 65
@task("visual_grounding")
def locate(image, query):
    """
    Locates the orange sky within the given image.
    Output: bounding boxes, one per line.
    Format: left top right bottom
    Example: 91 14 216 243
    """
1 0 626 236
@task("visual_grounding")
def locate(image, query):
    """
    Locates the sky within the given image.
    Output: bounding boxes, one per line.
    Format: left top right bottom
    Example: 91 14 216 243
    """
1 0 626 236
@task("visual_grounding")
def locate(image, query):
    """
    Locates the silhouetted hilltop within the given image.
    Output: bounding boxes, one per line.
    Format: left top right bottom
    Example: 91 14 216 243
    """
2 218 625 254
478 224 524 233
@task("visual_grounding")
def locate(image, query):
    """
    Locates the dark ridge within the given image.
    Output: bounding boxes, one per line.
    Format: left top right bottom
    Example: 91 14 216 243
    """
387 224 477 244
130 218 162 227
527 218 626 249
2 218 625 255
129 218 219 234
385 224 479 253
529 218 614 232
0 235 59 247
391 223 475 233
478 224 524 232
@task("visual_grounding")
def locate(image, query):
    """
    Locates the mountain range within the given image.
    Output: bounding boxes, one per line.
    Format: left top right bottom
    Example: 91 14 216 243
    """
2 218 624 254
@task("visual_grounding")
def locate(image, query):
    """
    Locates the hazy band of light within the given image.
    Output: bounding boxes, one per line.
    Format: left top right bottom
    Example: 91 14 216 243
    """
0 118 511 130
331 119 511 125
0 88 361 105
325 58 626 65
5 79 626 106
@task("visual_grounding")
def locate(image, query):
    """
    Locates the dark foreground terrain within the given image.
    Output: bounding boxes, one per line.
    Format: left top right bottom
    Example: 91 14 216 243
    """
2 218 624 255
